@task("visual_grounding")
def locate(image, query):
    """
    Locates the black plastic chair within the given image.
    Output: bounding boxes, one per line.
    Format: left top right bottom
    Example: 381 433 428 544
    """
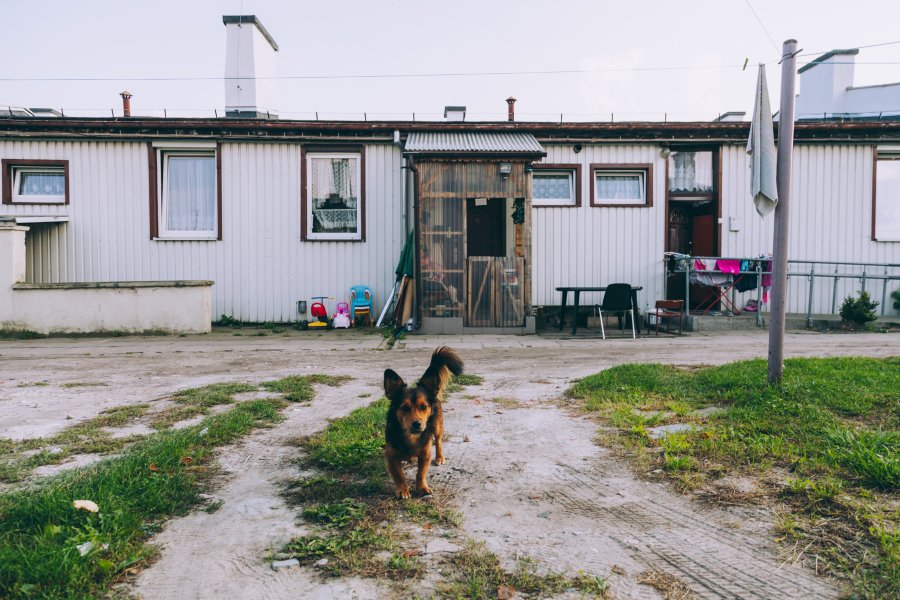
596 283 636 339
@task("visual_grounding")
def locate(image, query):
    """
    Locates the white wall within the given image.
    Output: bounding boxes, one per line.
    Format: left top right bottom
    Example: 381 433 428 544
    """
721 143 900 314
0 140 406 323
531 143 666 310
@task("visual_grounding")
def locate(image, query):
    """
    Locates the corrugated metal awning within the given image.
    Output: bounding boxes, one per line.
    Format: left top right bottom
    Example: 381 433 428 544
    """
405 132 545 156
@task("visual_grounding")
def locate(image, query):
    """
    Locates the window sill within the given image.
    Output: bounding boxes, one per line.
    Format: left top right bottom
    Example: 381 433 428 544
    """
303 237 365 242
153 236 219 242
7 199 67 205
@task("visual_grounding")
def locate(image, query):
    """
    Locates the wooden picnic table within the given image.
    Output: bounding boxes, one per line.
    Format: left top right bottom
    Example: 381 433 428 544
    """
555 285 643 335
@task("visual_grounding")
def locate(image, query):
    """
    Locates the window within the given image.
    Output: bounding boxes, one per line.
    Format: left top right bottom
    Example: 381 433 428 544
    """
532 164 580 207
874 151 900 241
302 147 365 241
2 159 69 204
591 164 653 207
668 150 714 194
150 142 220 240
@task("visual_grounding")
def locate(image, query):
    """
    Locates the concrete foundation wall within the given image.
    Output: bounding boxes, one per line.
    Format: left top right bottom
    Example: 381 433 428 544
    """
1 224 212 334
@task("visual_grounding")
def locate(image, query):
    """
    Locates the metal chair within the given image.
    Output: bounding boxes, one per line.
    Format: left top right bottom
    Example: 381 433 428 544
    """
653 299 685 335
596 283 636 339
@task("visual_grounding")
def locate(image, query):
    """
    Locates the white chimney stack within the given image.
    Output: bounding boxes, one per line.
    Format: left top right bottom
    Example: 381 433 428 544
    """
796 49 858 119
223 15 279 119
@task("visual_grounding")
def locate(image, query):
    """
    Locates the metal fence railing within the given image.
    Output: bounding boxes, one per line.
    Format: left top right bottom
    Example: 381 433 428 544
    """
665 254 900 327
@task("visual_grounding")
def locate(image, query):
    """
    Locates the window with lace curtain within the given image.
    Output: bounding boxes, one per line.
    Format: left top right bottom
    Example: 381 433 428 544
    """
532 164 580 207
302 149 365 241
667 150 714 194
2 159 69 205
591 164 653 207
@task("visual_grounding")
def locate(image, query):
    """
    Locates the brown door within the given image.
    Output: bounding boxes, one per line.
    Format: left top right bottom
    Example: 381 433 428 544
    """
466 199 505 257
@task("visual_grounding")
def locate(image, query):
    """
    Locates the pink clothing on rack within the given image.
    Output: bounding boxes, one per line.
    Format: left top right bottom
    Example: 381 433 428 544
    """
716 259 741 274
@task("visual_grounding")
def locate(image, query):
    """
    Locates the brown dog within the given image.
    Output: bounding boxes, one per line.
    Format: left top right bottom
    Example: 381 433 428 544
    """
383 347 463 498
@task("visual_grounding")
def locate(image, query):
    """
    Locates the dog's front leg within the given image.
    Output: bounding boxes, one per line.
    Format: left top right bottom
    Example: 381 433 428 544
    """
384 447 410 499
433 422 445 465
415 443 433 496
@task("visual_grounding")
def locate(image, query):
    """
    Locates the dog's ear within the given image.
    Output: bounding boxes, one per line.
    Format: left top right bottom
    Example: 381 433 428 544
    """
384 369 406 398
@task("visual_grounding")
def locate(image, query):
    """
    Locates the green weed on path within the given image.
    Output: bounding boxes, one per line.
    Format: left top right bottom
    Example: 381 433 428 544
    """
571 357 899 598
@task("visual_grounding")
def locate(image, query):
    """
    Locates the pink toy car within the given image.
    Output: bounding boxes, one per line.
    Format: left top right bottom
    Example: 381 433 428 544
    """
333 301 351 329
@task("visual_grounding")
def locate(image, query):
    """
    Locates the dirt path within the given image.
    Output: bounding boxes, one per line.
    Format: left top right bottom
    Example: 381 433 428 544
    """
2 329 898 598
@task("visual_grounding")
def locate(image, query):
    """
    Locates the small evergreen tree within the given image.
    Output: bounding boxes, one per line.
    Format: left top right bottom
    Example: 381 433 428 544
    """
839 291 878 325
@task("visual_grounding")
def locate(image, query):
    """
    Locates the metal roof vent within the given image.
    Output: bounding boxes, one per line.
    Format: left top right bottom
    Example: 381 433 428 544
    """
444 106 466 121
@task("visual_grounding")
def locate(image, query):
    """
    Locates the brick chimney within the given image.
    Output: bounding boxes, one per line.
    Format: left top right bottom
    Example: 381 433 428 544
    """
223 15 279 119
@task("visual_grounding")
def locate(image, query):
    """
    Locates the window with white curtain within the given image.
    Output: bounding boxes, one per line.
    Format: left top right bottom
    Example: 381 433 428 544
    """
592 166 651 206
306 152 362 240
2 160 69 204
533 170 576 206
667 150 713 194
875 153 900 241
157 149 217 239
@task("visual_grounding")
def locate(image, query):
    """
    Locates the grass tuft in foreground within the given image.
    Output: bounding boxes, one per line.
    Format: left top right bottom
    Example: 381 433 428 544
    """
571 357 899 598
0 398 287 600
445 373 484 394
263 374 352 403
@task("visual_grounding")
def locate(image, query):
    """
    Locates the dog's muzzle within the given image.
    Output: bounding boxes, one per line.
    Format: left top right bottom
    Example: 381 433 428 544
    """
410 420 423 433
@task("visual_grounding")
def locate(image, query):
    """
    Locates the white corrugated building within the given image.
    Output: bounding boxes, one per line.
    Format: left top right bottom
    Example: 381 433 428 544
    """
1 20 899 333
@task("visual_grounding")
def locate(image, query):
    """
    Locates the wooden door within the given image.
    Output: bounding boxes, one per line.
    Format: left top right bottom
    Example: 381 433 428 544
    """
466 199 505 257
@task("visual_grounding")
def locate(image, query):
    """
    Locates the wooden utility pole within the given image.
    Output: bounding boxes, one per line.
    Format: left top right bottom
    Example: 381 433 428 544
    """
768 39 798 385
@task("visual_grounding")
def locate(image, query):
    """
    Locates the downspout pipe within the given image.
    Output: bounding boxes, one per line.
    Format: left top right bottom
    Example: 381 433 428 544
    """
407 155 422 331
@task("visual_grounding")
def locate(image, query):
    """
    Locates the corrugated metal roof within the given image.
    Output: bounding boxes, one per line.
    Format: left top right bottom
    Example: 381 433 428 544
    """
405 132 545 154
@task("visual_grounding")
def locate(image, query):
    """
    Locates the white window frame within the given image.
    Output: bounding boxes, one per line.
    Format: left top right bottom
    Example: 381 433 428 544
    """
593 169 648 206
153 141 218 241
305 152 363 241
875 149 900 242
11 165 67 204
532 169 576 206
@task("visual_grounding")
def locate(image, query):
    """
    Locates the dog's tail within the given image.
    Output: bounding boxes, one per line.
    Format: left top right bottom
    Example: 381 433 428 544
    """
419 346 464 399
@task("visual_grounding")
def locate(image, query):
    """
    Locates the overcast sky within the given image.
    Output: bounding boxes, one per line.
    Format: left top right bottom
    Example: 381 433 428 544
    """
3 0 899 121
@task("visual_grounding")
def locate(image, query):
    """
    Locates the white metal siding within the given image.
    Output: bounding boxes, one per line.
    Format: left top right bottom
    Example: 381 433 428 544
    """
531 144 666 311
721 143 899 314
0 140 405 322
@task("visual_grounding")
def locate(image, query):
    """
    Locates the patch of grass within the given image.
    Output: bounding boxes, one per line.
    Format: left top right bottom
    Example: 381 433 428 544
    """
489 397 522 409
173 383 258 407
16 381 49 387
1 406 153 482
60 382 108 388
636 569 695 599
0 329 45 339
304 398 387 476
262 374 351 403
0 398 287 599
446 373 484 394
437 541 609 598
573 357 900 597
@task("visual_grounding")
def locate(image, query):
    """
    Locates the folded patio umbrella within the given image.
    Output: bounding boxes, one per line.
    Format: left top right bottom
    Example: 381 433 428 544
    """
747 64 778 217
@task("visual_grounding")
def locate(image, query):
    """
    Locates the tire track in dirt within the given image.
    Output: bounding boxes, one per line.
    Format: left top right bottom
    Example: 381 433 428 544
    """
431 395 840 599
